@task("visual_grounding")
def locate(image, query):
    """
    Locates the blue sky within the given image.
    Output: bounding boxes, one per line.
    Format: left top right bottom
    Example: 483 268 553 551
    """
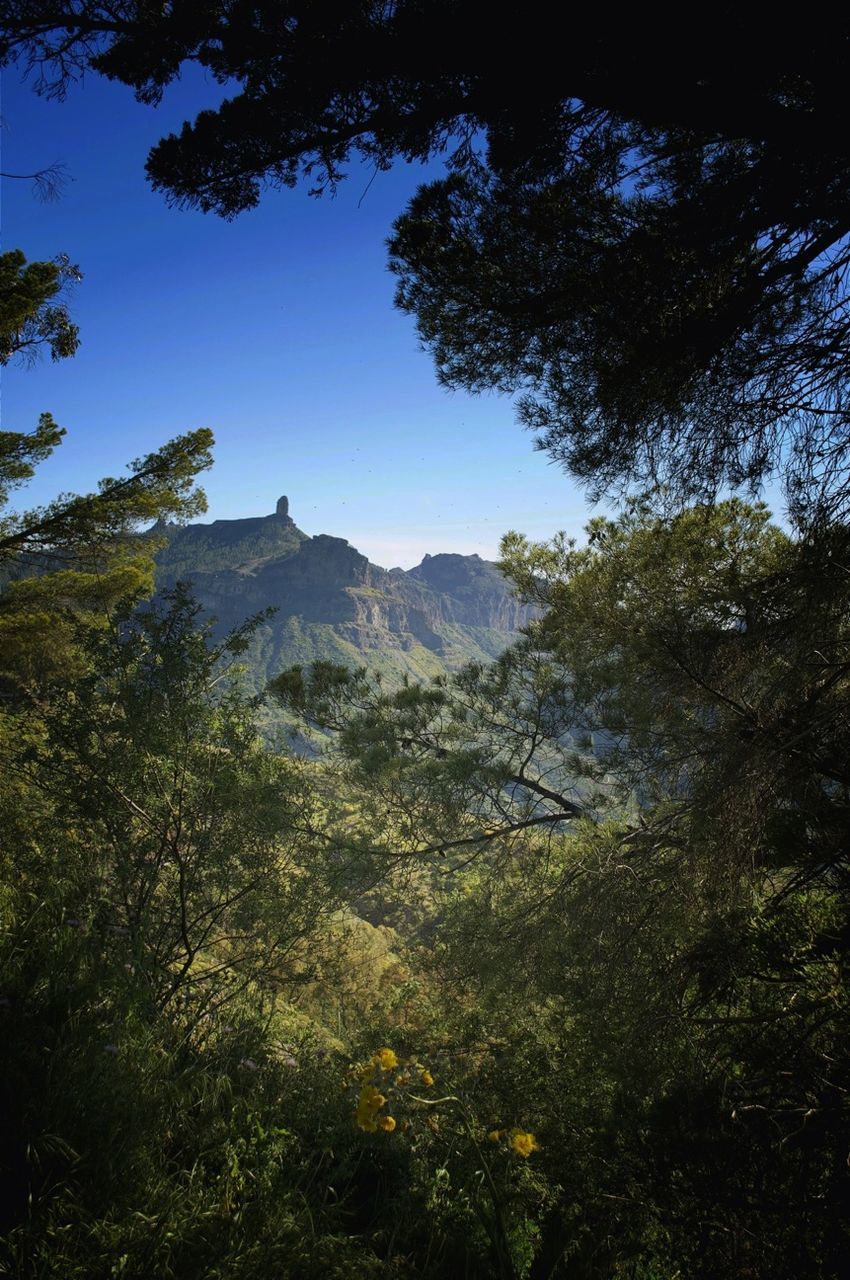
1 64 589 567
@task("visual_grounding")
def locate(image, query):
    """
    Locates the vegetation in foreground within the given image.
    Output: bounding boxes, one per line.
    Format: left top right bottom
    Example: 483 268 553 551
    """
2 9 850 1275
2 480 848 1277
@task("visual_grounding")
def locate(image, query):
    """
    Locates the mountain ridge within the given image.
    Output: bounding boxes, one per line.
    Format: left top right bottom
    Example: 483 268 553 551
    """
154 496 533 687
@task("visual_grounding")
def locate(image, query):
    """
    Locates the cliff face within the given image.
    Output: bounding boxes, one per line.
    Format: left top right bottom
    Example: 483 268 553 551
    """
155 498 534 685
406 553 532 631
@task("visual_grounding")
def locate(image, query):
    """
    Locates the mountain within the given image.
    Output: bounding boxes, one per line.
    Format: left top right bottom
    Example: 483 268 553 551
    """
154 496 533 688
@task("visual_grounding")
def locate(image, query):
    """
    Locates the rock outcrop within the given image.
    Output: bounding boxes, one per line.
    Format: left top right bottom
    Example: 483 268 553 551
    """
275 495 296 526
155 500 535 687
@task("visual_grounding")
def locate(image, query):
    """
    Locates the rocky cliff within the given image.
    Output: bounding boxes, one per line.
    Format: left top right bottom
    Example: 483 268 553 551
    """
155 497 533 686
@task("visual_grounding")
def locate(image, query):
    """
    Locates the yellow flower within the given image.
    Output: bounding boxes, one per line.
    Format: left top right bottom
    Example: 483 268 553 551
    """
378 1115 397 1132
373 1048 399 1071
359 1085 386 1109
487 1129 502 1143
420 1069 434 1087
509 1130 539 1158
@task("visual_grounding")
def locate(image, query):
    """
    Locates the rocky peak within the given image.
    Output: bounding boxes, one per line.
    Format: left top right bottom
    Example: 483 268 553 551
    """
275 495 295 526
153 499 535 687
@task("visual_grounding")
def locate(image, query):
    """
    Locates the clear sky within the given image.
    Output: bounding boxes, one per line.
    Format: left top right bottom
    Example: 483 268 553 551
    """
1 64 590 568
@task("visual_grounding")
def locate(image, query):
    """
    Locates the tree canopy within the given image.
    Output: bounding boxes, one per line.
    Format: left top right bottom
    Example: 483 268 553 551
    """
272 500 850 1276
0 249 80 365
0 420 213 690
4 4 850 511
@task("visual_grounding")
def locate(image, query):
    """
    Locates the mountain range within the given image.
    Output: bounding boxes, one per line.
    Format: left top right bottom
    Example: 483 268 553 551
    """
154 496 533 689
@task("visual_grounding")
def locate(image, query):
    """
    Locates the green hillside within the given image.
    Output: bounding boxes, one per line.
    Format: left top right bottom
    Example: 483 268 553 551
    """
154 497 533 689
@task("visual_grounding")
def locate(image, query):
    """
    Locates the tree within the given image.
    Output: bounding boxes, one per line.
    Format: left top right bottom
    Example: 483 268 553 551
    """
0 248 80 365
0 589 373 1279
0 421 214 690
4 5 850 511
0 420 213 564
275 498 850 895
271 642 601 869
0 116 214 691
275 501 850 1276
11 586 338 1016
